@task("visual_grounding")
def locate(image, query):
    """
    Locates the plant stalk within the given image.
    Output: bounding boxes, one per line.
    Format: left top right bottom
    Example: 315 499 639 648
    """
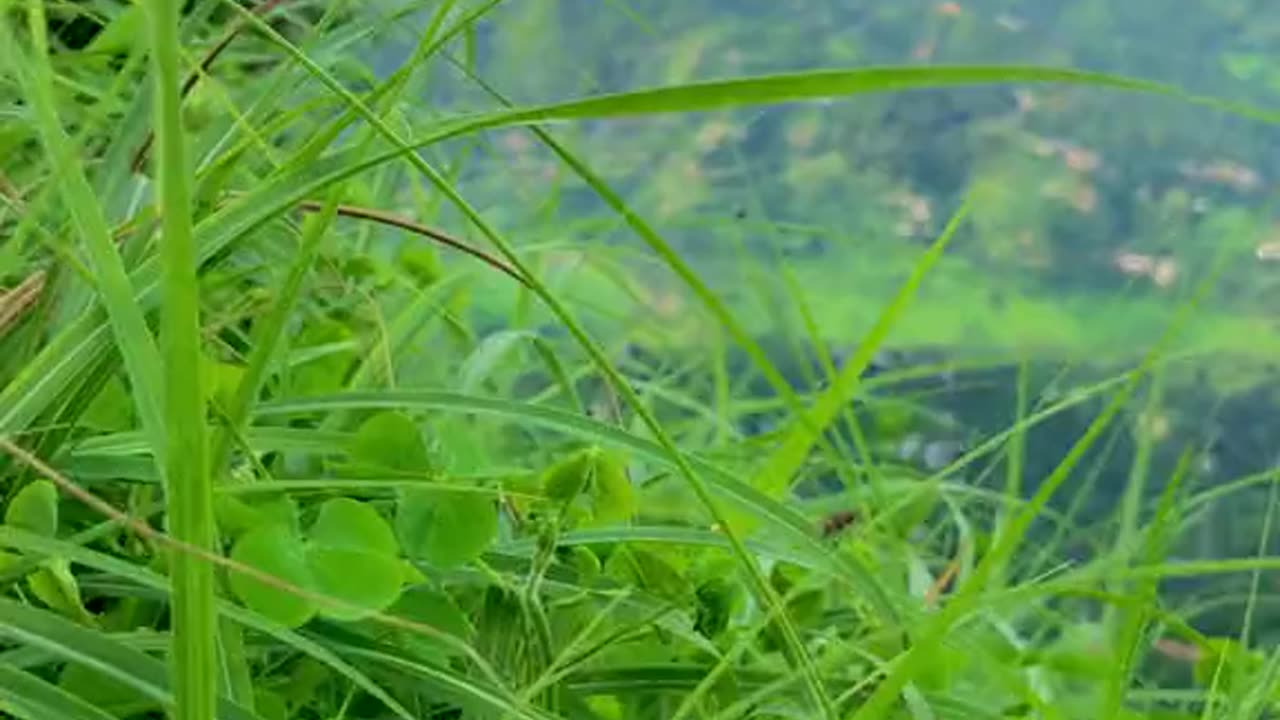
144 2 217 719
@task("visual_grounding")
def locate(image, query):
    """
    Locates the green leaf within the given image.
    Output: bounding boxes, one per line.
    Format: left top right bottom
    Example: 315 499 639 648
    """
305 547 404 622
229 498 404 624
289 319 356 397
541 448 595 502
5 480 57 536
0 528 420 720
605 546 690 603
397 586 472 639
694 578 739 639
567 546 601 581
84 3 143 55
397 488 497 568
349 411 432 473
202 357 246 412
396 245 442 288
389 586 474 661
590 451 636 525
80 377 134 432
305 498 403 621
228 524 316 628
27 559 93 624
252 690 289 720
308 498 398 557
214 494 299 540
254 390 899 622
540 448 635 525
434 417 486 474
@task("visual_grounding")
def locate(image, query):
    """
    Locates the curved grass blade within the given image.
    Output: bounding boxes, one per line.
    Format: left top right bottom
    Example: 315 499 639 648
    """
0 598 264 720
72 426 353 457
25 58 1266 444
328 645 562 720
4 62 1274 441
0 664 123 720
483 64 1280 124
495 525 817 568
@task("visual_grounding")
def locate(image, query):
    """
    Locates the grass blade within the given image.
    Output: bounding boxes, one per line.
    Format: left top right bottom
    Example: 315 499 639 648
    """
751 199 971 498
0 664 119 720
0 598 263 720
142 2 218 719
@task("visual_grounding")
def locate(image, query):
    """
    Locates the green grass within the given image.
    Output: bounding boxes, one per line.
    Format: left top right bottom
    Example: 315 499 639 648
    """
3 2 1280 719
143 1 219 719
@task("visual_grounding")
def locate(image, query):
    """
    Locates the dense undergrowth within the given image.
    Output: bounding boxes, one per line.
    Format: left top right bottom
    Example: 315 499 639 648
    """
2 2 1280 719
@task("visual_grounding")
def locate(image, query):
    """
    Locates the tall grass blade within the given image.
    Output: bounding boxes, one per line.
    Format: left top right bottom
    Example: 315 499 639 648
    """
751 200 971 498
1102 450 1191 718
142 2 217 719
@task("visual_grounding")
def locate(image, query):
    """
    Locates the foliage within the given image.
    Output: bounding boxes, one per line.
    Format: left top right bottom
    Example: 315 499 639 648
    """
2 1 1280 720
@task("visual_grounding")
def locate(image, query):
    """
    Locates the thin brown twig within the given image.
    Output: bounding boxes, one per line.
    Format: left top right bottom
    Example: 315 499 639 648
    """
0 436 521 701
293 197 532 288
0 272 46 337
0 170 24 213
923 546 964 610
218 190 529 287
1153 637 1202 663
0 212 151 339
